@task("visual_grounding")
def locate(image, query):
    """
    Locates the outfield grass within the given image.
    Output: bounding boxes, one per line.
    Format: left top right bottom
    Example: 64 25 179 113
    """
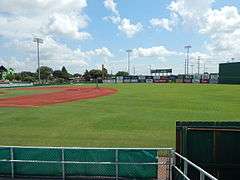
0 88 60 99
0 83 239 147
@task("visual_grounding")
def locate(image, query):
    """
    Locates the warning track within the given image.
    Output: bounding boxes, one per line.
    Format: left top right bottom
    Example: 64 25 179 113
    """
0 86 117 108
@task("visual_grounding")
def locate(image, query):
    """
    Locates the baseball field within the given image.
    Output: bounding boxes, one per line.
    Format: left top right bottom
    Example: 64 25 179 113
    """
0 83 239 147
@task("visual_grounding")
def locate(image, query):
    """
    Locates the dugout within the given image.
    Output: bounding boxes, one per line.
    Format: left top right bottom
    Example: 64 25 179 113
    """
219 62 240 84
176 121 240 180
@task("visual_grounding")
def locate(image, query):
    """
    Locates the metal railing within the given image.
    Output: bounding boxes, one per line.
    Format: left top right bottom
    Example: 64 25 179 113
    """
0 146 219 180
173 152 218 180
0 146 173 180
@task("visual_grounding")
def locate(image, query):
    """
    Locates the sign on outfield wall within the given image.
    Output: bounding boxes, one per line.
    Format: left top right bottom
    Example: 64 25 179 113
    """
151 69 172 74
0 83 33 88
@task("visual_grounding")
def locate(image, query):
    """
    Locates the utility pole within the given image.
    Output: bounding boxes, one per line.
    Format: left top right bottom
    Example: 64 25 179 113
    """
133 66 136 75
184 58 186 75
33 37 43 84
197 56 200 75
184 45 192 75
203 64 206 73
190 64 194 75
126 49 132 75
149 65 152 75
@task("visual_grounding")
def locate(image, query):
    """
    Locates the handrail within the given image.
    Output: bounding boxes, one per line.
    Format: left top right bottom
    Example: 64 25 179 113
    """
0 145 173 150
173 165 190 180
0 159 170 165
175 152 218 180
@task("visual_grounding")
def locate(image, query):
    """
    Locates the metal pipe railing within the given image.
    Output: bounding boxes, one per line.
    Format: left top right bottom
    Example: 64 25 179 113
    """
174 152 218 180
0 146 219 180
173 165 190 180
0 146 173 180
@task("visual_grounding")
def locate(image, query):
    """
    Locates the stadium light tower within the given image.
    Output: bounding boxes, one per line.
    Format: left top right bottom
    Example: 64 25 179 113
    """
33 37 43 83
184 45 191 75
126 49 132 75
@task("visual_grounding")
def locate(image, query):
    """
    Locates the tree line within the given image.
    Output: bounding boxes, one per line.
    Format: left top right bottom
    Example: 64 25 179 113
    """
0 65 129 83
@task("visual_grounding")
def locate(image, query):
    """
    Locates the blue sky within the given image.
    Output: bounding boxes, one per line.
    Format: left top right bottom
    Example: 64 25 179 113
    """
0 0 240 75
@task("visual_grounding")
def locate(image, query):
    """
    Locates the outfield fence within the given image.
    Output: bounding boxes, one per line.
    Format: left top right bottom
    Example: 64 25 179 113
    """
0 146 218 180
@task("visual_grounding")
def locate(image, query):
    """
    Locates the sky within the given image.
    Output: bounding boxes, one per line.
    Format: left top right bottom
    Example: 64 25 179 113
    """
0 0 240 75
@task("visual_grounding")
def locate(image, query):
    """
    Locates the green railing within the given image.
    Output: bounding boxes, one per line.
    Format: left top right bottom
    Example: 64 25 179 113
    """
0 146 173 180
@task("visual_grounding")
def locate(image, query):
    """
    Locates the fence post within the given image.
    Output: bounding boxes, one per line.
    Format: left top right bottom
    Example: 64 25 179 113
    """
10 147 14 179
62 148 65 180
183 160 188 176
200 172 205 180
170 149 175 180
115 149 119 180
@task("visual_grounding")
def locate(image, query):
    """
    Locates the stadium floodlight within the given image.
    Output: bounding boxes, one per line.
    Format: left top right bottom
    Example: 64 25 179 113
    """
184 45 191 75
126 49 132 75
33 37 43 83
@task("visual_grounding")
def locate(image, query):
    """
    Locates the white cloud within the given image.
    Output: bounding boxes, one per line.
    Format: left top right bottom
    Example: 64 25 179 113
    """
0 0 88 15
3 36 113 73
133 46 178 58
200 6 240 57
103 16 121 24
118 18 143 38
0 0 91 40
0 0 102 72
200 6 240 34
165 1 240 59
48 13 91 40
150 18 174 31
168 0 214 26
103 0 143 38
104 0 119 15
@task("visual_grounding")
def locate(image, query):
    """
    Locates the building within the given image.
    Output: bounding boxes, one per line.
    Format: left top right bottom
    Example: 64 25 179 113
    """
219 62 240 84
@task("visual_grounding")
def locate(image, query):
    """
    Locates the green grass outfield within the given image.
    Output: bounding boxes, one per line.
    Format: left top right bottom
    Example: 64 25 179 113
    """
0 83 240 147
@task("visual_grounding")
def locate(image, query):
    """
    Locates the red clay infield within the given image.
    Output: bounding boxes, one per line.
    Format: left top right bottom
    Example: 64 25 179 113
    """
0 86 117 108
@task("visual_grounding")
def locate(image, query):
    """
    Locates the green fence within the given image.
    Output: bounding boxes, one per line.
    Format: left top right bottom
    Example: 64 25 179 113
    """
176 121 240 180
219 62 240 84
0 146 173 179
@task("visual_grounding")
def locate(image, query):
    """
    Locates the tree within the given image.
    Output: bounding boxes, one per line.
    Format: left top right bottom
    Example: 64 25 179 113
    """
5 73 15 81
102 67 108 79
115 71 129 76
53 70 64 79
0 66 7 80
83 70 90 81
37 66 53 82
73 73 82 77
20 71 37 82
22 76 35 82
61 66 70 80
88 69 102 79
14 73 21 81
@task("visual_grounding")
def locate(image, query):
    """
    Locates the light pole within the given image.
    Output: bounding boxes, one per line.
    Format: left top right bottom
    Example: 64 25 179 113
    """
197 56 200 75
33 37 43 84
184 45 191 75
126 49 132 75
190 64 194 75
